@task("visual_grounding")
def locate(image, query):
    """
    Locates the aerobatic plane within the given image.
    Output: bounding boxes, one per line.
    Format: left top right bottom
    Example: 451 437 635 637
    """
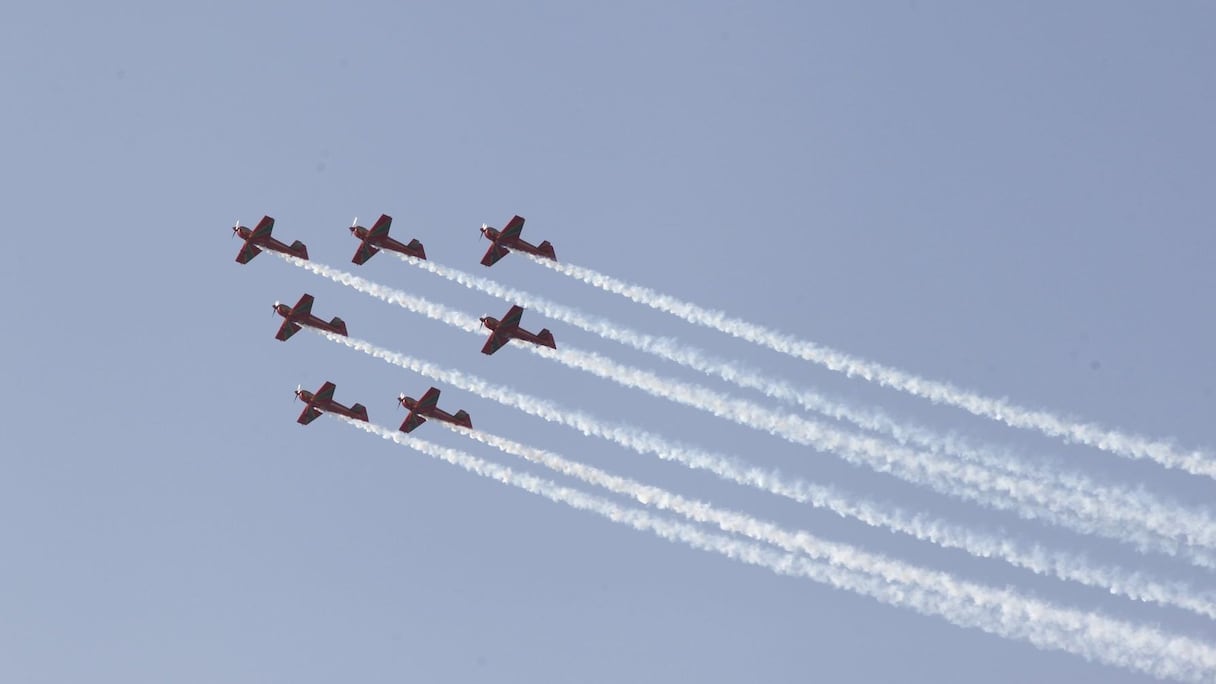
479 305 556 355
294 381 369 425
233 215 309 264
273 293 348 341
479 214 556 266
397 386 472 433
349 214 427 264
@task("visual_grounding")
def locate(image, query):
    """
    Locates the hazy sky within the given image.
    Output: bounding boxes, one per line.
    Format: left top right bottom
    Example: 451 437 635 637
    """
1 2 1213 682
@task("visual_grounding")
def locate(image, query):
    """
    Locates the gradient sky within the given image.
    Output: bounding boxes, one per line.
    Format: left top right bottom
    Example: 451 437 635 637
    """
2 2 1213 682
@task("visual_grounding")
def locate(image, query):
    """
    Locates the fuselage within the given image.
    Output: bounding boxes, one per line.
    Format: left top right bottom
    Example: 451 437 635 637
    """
399 396 463 425
238 228 301 257
297 390 365 421
480 316 553 347
350 226 425 259
486 227 555 262
275 305 345 335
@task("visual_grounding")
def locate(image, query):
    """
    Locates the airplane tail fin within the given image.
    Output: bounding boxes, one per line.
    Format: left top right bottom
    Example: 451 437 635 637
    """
330 317 348 336
351 403 369 422
291 240 310 260
407 239 426 260
538 240 556 261
537 329 557 349
454 410 472 429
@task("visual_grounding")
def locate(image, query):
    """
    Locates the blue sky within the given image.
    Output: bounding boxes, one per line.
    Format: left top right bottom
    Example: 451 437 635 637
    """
1 2 1213 682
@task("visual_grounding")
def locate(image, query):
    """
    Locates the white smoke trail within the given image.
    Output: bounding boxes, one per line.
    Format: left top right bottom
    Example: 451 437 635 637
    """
279 255 1216 565
344 418 1216 682
280 254 481 334
317 329 1216 609
527 255 1216 481
529 343 1216 562
453 424 1216 621
394 253 1211 560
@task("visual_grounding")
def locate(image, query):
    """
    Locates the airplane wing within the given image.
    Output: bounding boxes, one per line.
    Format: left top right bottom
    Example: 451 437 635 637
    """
481 331 510 355
250 215 275 239
314 381 336 404
236 242 262 264
275 321 302 341
500 215 525 242
352 242 379 265
297 406 322 425
417 387 441 413
369 214 392 239
400 411 427 433
501 305 524 330
480 243 509 267
292 294 314 319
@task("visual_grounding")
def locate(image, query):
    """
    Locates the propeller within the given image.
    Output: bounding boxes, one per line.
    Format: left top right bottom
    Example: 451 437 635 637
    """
272 301 281 317
232 220 240 239
397 392 407 409
294 384 303 401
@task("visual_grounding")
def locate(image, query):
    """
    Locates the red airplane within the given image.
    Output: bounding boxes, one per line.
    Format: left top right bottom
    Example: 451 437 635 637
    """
397 386 472 433
479 215 556 266
273 293 349 341
480 304 556 355
349 214 427 264
295 381 369 425
233 215 309 263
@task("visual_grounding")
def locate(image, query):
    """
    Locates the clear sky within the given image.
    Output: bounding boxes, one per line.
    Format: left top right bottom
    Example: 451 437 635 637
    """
1 2 1213 682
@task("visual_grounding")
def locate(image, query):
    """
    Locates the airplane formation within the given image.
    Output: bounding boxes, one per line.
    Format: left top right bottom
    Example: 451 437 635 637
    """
235 213 557 432
228 209 1216 681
